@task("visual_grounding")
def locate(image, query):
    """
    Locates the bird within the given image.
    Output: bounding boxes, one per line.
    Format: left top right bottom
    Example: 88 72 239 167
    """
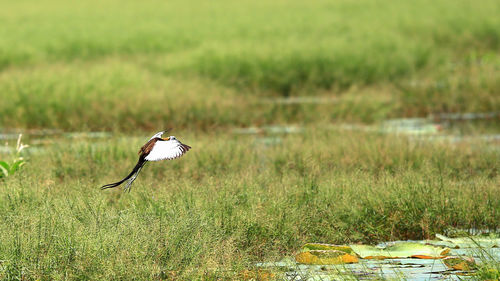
100 130 191 192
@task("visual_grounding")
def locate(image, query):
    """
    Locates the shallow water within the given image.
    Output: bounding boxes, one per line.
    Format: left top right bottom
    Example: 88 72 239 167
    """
257 243 500 280
258 258 457 281
260 96 339 105
0 130 112 156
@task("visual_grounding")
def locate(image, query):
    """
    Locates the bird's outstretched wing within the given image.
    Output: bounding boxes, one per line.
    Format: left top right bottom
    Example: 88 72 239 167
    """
145 139 191 161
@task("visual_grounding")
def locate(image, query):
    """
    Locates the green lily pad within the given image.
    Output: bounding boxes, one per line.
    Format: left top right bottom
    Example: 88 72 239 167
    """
422 239 459 249
300 243 355 255
442 256 476 271
436 234 500 248
295 250 359 265
350 242 450 259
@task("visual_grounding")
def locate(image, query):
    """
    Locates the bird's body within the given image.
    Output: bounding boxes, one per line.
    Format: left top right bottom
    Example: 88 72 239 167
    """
101 131 191 192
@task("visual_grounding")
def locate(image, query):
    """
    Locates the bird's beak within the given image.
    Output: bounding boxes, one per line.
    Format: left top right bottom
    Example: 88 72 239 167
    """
163 137 170 141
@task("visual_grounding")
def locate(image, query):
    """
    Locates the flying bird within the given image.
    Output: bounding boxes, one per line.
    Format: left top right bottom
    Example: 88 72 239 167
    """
101 131 191 192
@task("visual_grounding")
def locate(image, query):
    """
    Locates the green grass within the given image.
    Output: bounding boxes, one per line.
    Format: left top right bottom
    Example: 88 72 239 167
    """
0 130 499 279
0 0 499 131
0 0 499 279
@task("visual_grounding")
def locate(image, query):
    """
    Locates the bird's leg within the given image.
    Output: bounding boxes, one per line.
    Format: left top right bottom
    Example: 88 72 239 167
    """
123 165 143 193
123 173 137 192
123 174 136 193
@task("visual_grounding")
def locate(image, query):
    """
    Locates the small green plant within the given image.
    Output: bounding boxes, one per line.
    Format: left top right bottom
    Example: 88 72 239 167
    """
0 134 28 179
476 266 500 280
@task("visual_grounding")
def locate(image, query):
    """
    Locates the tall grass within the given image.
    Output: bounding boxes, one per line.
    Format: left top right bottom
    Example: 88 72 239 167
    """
0 130 498 279
0 0 499 131
0 56 498 131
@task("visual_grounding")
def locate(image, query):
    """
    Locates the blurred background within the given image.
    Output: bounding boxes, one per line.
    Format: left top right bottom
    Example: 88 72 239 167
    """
1 0 498 133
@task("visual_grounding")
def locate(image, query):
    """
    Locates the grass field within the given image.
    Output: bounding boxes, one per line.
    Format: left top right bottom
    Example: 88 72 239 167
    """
1 131 499 279
0 0 499 131
1 0 499 279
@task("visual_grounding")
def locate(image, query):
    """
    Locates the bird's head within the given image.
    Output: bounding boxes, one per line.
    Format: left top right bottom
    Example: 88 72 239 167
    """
163 136 176 141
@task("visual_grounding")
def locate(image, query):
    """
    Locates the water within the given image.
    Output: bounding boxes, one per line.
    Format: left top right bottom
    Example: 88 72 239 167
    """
233 125 303 135
256 238 500 280
0 130 112 155
258 257 457 280
260 96 339 105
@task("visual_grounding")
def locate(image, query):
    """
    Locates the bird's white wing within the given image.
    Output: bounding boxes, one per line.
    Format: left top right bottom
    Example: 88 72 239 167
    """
148 131 165 141
145 139 190 161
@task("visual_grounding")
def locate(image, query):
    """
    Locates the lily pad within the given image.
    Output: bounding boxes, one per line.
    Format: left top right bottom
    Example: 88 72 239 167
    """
442 256 476 271
436 234 500 248
295 250 359 265
300 243 355 255
350 242 450 259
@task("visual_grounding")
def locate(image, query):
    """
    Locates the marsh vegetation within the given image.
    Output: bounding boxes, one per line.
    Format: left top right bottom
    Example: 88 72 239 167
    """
0 0 499 279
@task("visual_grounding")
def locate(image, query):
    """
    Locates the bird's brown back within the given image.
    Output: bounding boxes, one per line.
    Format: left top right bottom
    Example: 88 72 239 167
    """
139 138 161 157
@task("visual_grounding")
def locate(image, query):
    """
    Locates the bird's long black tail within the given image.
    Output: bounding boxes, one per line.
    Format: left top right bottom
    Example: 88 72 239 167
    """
101 158 147 190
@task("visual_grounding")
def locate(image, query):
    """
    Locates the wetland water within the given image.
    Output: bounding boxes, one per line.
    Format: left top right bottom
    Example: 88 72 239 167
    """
257 237 500 280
